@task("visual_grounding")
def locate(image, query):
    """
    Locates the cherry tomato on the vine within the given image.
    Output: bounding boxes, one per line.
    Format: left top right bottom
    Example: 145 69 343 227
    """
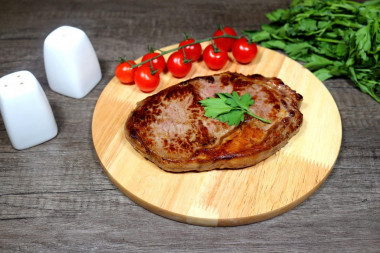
115 60 136 84
141 52 166 74
178 38 202 62
134 66 160 93
203 44 228 70
167 51 192 78
232 37 258 64
213 26 237 52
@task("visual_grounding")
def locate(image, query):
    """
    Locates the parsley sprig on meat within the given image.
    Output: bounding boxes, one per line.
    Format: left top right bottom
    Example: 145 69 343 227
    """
244 0 380 103
199 92 271 126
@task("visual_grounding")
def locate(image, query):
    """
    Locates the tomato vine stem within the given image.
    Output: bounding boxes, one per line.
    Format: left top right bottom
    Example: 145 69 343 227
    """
130 34 240 70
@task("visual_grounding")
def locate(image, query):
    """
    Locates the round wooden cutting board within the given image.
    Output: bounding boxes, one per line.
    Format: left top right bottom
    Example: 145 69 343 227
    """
92 43 342 226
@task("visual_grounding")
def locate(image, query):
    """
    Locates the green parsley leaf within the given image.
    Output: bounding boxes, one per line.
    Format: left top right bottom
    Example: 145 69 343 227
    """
244 0 380 103
199 98 231 118
199 92 271 126
266 8 288 22
313 68 333 81
304 54 333 70
217 110 245 126
261 40 287 50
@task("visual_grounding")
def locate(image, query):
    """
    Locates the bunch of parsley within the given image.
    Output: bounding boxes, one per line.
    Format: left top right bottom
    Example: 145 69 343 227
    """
244 0 380 103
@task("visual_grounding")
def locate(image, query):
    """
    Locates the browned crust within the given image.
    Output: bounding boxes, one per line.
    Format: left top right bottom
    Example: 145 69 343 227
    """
125 72 303 172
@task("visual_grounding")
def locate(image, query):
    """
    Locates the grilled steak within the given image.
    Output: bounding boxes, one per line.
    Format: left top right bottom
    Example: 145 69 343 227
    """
125 72 303 172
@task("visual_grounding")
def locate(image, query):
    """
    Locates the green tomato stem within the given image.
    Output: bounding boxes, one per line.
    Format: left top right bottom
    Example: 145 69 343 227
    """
130 34 239 69
149 60 158 75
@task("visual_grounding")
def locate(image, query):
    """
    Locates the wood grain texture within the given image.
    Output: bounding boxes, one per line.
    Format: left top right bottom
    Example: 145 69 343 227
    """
92 43 342 226
0 0 379 251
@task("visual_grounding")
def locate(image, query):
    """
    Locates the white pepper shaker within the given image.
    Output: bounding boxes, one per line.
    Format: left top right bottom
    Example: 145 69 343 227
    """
44 26 102 98
0 71 58 150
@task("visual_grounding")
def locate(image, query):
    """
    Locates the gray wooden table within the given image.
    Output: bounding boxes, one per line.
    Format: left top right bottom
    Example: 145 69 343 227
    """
1 0 379 252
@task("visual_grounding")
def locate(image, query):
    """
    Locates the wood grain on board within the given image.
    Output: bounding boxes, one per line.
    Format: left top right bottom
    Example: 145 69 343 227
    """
92 43 342 226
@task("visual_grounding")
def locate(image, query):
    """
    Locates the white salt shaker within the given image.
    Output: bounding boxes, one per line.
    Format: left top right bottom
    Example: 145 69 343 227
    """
0 71 58 150
44 26 102 98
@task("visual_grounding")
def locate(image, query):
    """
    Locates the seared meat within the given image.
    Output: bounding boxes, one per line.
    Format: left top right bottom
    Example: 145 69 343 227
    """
125 72 303 172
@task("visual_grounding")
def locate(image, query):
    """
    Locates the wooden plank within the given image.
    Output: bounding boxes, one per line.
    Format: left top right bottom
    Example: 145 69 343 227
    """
1 0 379 251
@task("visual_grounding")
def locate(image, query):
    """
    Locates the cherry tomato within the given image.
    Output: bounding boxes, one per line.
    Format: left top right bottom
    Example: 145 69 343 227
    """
115 60 136 84
232 37 258 64
203 44 228 70
213 26 237 52
178 38 202 62
134 66 160 93
167 51 192 78
141 52 166 74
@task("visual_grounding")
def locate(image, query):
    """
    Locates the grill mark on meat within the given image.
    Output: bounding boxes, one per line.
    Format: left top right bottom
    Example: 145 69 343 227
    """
203 76 215 83
196 120 211 145
248 73 264 79
262 86 279 104
281 99 288 109
232 78 252 91
125 72 303 172
220 75 231 86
